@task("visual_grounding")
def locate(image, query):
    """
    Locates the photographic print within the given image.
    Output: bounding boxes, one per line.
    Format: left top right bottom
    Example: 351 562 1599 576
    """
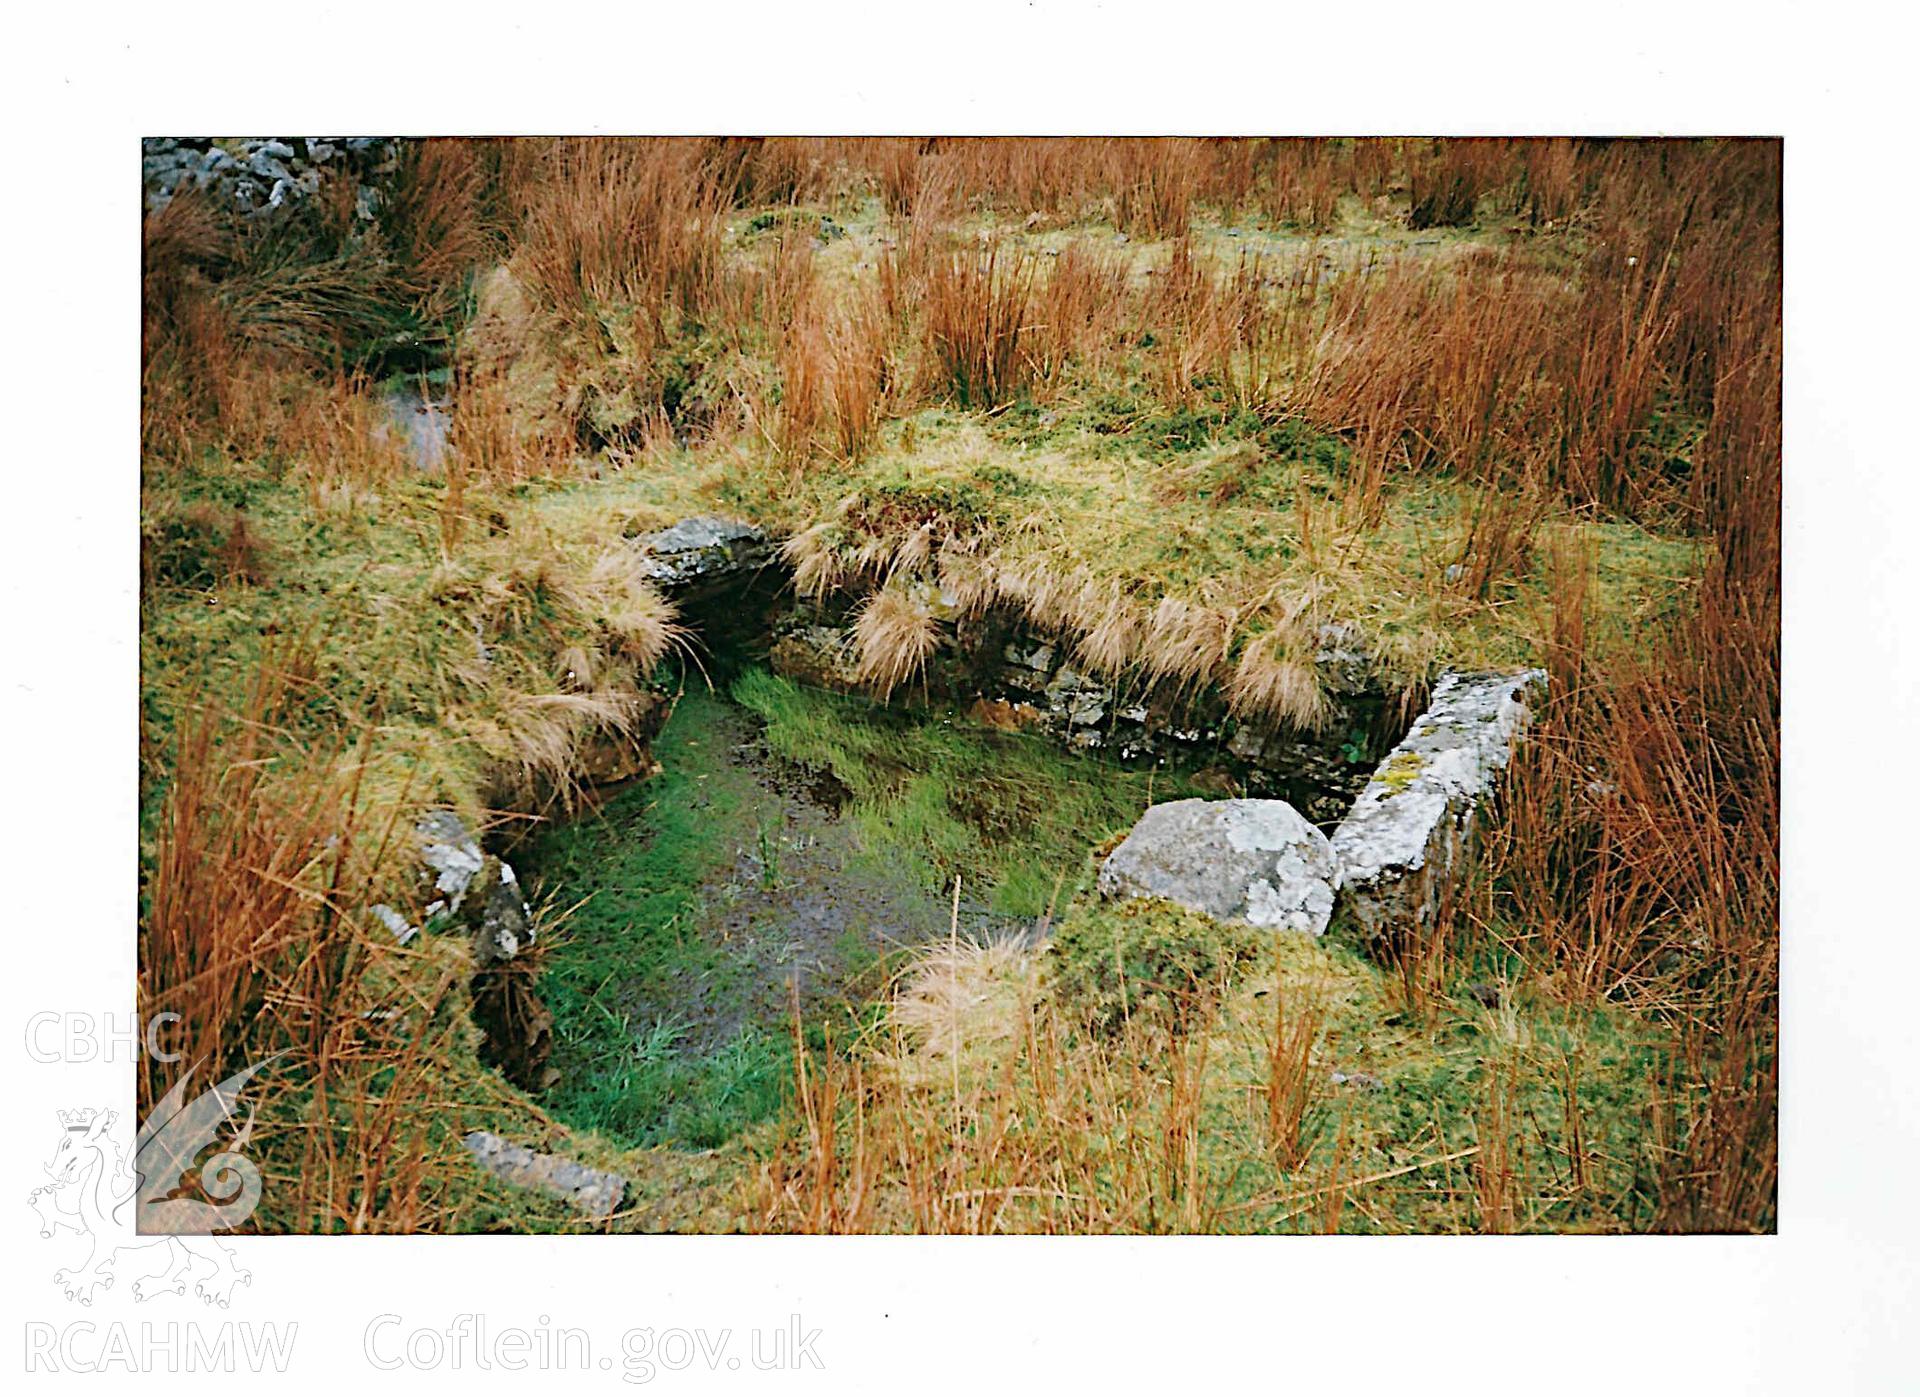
133 135 1781 1238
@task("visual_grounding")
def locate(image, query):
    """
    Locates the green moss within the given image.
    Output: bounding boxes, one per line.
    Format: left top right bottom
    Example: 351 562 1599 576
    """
521 687 793 1150
1049 897 1261 1037
733 666 1202 917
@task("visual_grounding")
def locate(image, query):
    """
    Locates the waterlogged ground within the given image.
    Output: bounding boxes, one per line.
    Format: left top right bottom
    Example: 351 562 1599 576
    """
525 669 1205 1150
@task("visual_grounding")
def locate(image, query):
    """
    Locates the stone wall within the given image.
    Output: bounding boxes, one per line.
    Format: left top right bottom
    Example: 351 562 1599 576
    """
142 137 399 217
768 596 1399 826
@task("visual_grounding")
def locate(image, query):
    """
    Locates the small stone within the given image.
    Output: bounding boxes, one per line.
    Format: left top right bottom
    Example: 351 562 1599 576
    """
462 1132 627 1219
369 904 416 944
1329 1070 1384 1091
418 810 487 903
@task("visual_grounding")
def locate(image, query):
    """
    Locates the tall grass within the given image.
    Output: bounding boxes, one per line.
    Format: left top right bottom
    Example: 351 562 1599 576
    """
921 245 1038 407
778 281 894 464
1407 138 1511 229
141 649 474 1232
757 946 1239 1234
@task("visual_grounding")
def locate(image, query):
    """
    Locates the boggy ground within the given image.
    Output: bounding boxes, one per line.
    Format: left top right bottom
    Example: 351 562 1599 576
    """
524 664 1215 1156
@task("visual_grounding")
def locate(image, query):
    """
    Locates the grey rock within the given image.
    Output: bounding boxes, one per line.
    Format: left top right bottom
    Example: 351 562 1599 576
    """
1330 670 1546 942
1098 798 1338 936
142 135 401 217
1002 639 1055 674
418 810 487 902
1044 666 1111 729
635 516 771 588
462 1132 626 1219
369 904 417 945
472 862 534 964
414 811 535 961
1329 1070 1384 1090
1226 725 1266 761
1314 621 1375 695
248 150 297 185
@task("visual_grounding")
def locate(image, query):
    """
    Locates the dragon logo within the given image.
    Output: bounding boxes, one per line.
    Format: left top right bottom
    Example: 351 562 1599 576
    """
28 1057 274 1307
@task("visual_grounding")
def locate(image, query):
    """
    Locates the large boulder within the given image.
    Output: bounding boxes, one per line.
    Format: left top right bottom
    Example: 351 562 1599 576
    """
1097 798 1338 936
635 516 772 589
1330 669 1546 942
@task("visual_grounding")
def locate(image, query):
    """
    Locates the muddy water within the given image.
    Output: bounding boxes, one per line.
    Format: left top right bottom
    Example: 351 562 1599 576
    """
523 675 1043 1147
381 382 451 469
637 696 1022 1054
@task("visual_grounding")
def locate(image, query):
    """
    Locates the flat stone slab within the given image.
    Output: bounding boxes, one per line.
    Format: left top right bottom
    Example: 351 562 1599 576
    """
462 1131 627 1219
636 516 771 588
1330 669 1545 939
1097 798 1337 935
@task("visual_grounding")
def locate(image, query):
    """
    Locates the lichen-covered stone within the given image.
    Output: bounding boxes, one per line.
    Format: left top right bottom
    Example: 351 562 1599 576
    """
1097 798 1338 935
635 516 771 588
462 1132 626 1219
1330 669 1546 941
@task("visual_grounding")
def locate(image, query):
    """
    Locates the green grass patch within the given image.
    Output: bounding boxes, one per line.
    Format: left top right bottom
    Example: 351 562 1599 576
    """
525 686 792 1150
732 666 1198 917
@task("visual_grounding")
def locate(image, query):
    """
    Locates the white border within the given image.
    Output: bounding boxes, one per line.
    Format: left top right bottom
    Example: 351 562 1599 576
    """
4 3 1916 1392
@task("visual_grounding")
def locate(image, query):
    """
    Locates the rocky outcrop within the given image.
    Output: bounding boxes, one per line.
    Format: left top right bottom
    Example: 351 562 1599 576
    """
636 516 772 589
1330 669 1546 943
1097 798 1338 936
462 1132 627 1220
